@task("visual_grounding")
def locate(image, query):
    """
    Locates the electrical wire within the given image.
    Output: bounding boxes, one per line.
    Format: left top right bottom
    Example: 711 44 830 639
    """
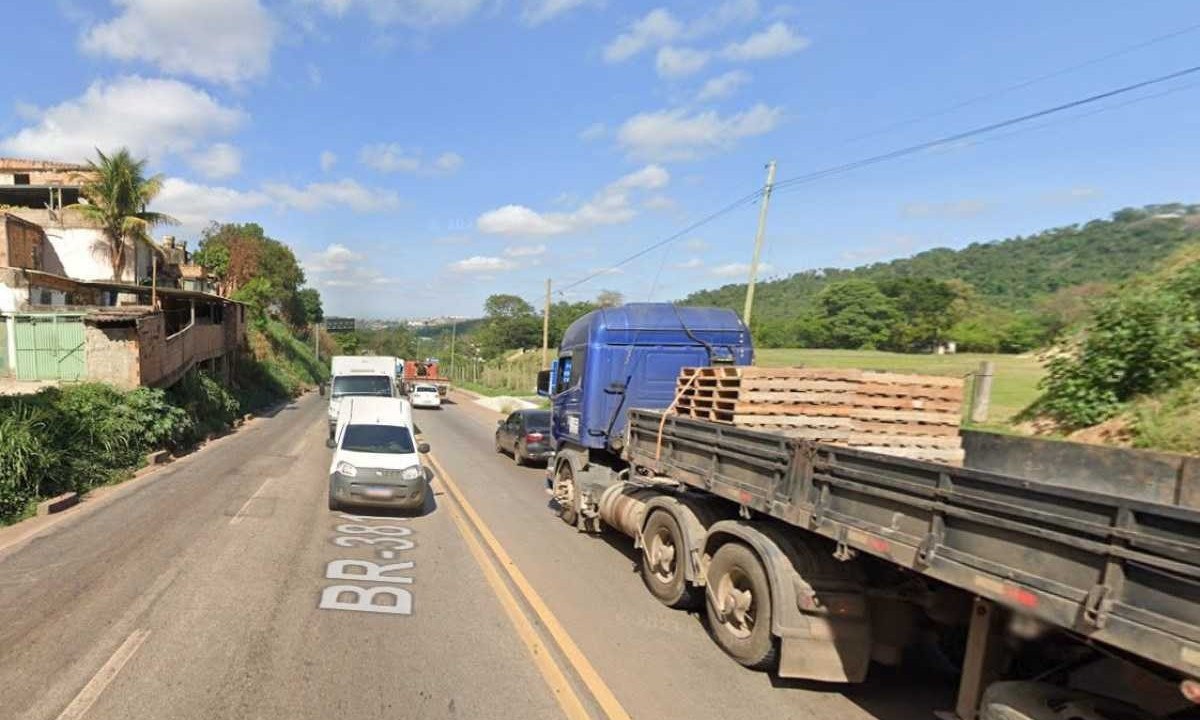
770 63 1200 195
841 21 1200 146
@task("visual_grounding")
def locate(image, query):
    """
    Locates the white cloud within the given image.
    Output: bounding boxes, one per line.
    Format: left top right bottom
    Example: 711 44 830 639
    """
504 244 547 257
656 46 710 78
305 243 363 272
522 0 595 25
478 165 670 236
432 233 472 245
579 122 606 141
722 22 809 61
684 237 710 252
1041 187 1101 205
696 70 751 101
434 151 464 173
673 257 703 269
0 76 244 164
320 150 338 172
360 143 463 174
187 143 242 180
711 261 771 278
450 255 518 273
262 179 401 212
603 1 759 63
617 103 781 161
603 8 682 62
153 177 269 235
82 0 275 85
307 0 486 28
901 200 989 219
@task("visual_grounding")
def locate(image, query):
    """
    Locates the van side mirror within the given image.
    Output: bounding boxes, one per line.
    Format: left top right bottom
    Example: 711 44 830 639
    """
418 442 430 454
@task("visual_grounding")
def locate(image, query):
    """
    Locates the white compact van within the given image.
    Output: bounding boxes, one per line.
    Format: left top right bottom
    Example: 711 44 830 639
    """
326 396 427 512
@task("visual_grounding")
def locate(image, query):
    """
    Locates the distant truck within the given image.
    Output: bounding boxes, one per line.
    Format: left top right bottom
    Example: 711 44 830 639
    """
326 355 399 439
402 358 450 397
538 303 1200 720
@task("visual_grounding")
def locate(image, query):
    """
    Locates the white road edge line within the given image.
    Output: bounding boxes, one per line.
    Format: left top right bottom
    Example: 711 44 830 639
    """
229 477 274 525
56 628 151 720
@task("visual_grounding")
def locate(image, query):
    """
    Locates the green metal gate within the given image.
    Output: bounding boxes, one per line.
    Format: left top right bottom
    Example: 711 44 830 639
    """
13 314 85 381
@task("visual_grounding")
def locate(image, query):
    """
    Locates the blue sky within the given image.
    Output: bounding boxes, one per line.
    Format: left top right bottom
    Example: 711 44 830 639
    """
2 1 1198 318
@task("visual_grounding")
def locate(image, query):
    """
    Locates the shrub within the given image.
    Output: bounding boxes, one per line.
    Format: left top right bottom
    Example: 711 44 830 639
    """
1030 291 1200 428
167 370 239 445
0 407 54 519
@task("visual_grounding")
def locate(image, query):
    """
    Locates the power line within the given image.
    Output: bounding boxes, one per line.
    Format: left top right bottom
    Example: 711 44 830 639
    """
554 188 764 295
771 63 1200 194
840 21 1200 146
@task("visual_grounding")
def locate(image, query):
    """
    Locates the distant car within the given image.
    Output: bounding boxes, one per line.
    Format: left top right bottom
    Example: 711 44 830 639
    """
495 409 552 466
410 384 441 409
327 397 429 511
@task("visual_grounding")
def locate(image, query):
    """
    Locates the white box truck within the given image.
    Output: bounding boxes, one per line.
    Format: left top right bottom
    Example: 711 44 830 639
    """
325 355 399 439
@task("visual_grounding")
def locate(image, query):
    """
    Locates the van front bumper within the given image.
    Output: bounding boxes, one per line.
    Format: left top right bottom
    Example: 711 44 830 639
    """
329 471 426 509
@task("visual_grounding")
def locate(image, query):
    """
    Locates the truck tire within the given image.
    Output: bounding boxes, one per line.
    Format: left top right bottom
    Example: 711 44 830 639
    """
554 462 579 526
705 542 778 670
641 511 699 609
981 681 1151 720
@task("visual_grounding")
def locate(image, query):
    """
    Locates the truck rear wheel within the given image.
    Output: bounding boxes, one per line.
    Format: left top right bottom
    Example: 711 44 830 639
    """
705 542 778 670
642 511 698 609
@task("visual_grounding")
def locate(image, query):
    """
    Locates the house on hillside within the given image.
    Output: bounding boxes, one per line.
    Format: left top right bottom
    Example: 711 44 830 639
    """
0 159 244 391
0 158 159 285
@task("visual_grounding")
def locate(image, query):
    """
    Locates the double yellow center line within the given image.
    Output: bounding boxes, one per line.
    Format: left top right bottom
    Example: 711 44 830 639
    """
427 452 631 720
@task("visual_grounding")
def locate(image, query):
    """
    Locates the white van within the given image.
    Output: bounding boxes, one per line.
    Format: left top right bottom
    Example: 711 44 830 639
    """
327 396 427 512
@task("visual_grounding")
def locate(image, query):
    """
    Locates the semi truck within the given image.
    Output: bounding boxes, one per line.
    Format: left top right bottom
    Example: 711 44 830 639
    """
537 303 1200 720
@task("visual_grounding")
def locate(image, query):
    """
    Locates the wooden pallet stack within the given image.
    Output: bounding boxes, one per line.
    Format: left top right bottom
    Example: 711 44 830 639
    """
674 366 965 465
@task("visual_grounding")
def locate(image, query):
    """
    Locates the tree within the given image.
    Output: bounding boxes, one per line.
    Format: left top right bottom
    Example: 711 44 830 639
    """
814 280 899 349
878 277 969 351
73 148 177 281
477 294 540 357
193 222 313 326
298 288 324 324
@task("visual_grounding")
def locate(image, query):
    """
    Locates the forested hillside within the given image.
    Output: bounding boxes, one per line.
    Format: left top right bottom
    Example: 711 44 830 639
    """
683 204 1200 350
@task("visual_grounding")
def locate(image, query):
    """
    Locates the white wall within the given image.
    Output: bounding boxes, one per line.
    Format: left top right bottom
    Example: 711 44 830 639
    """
0 282 24 312
44 227 137 282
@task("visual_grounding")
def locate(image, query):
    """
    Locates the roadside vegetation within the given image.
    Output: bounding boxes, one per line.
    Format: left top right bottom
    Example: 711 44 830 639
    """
0 151 331 526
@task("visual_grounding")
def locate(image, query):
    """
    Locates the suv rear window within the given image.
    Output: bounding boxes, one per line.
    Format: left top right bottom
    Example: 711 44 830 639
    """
525 411 551 431
415 385 437 393
342 424 415 454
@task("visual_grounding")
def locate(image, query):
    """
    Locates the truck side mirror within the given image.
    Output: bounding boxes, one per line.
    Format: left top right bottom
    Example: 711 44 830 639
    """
536 369 551 397
325 437 336 449
318 383 326 397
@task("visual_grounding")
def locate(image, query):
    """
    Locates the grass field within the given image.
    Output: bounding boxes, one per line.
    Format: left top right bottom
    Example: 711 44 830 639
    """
756 348 1046 425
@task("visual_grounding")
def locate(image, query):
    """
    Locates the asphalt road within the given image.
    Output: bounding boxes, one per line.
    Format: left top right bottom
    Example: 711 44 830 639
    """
0 391 952 720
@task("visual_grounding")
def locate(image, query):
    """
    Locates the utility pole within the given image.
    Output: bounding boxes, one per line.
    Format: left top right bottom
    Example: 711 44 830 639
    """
542 278 551 368
449 317 457 381
313 322 320 361
742 159 777 329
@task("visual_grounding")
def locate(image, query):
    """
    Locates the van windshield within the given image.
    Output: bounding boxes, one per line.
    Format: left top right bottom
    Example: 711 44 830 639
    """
332 375 393 398
341 424 415 454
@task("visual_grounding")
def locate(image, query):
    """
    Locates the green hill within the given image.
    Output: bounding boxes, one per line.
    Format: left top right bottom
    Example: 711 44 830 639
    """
684 204 1200 350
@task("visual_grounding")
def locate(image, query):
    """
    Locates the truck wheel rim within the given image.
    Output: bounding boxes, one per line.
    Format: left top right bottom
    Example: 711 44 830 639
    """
715 570 755 639
647 528 677 582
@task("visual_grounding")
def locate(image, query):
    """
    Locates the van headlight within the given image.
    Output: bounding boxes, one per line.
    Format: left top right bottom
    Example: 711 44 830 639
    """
335 461 358 477
400 466 421 481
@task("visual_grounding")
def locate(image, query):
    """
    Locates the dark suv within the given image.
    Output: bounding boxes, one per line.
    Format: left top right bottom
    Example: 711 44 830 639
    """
494 409 552 466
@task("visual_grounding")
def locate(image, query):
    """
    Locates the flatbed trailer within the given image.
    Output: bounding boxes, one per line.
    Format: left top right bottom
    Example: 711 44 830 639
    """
556 409 1200 718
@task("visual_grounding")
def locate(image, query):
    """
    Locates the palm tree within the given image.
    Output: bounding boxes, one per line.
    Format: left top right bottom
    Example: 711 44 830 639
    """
72 148 177 282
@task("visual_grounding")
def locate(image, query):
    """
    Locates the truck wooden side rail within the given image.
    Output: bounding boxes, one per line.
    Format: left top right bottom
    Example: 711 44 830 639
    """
626 408 1200 682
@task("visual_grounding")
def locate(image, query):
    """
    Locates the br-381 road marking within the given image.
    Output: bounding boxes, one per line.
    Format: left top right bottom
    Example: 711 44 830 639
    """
319 513 416 615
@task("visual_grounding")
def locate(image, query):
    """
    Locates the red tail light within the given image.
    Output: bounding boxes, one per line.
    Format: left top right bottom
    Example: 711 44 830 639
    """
525 433 544 442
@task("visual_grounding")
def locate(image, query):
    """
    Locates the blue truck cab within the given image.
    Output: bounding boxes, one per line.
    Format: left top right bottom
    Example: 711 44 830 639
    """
539 302 753 459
